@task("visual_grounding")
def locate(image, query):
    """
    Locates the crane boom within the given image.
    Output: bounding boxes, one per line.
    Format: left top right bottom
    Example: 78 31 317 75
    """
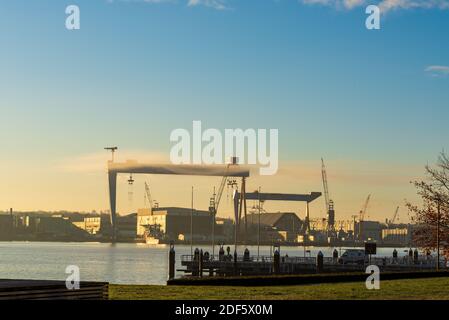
321 158 336 234
211 164 232 215
357 194 371 241
215 171 228 212
359 194 371 222
391 206 399 224
144 181 153 215
321 158 330 211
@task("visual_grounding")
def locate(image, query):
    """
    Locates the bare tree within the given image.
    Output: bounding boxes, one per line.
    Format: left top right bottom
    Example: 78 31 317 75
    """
406 152 449 260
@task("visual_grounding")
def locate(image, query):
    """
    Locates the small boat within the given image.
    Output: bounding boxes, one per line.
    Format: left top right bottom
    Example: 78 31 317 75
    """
145 236 160 245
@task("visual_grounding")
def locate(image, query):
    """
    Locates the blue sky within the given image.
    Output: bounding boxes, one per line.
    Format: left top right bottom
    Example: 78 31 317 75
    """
0 0 448 219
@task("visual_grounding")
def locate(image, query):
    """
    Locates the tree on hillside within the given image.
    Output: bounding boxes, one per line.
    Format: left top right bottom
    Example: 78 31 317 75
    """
406 152 449 263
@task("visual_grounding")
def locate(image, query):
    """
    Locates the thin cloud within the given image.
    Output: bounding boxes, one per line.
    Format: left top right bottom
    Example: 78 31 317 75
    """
108 0 176 3
110 0 230 10
425 65 449 77
113 0 449 12
379 0 449 12
188 0 230 10
301 0 449 13
301 0 368 10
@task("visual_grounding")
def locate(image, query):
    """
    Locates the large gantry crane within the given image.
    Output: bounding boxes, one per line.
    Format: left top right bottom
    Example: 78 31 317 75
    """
321 158 336 237
107 160 249 242
232 190 322 243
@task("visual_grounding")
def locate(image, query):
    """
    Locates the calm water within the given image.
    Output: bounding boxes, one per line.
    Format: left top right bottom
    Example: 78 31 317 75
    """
0 242 413 285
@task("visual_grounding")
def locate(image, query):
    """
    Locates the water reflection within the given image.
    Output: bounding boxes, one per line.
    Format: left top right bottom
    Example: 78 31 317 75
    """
0 242 414 285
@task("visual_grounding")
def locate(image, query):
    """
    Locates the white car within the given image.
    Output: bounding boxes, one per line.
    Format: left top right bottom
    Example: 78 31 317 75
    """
338 249 368 265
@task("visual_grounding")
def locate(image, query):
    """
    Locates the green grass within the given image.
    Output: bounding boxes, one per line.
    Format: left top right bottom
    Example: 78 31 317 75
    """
110 277 449 300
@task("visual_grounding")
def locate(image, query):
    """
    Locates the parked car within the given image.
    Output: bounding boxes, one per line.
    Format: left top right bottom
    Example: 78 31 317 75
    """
338 249 368 265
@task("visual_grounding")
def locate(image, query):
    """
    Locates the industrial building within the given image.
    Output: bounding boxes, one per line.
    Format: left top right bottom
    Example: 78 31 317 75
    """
381 224 413 246
115 213 137 240
72 214 112 237
12 215 90 240
245 212 304 243
354 220 383 242
137 207 215 242
0 214 14 240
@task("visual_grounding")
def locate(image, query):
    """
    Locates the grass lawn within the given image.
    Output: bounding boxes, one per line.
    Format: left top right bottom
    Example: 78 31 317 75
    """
110 277 449 300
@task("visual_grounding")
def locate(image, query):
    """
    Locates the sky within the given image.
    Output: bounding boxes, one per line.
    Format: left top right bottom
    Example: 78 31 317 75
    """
0 0 448 223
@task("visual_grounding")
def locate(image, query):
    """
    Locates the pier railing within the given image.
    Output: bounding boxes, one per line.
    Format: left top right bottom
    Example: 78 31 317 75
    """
180 254 447 269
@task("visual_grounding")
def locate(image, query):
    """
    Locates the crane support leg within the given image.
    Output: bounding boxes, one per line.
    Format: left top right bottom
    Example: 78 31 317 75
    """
108 171 117 242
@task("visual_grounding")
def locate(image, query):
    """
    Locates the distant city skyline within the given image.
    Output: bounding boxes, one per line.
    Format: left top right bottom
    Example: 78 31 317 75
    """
1 0 448 221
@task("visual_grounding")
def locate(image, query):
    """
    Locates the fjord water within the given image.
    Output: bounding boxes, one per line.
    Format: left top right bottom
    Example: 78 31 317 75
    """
0 242 410 285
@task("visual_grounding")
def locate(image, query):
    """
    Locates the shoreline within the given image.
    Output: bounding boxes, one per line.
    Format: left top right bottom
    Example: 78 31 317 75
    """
0 239 414 248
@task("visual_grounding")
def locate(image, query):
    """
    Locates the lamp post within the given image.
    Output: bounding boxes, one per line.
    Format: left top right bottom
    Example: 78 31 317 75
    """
437 199 440 271
190 186 194 256
257 186 261 260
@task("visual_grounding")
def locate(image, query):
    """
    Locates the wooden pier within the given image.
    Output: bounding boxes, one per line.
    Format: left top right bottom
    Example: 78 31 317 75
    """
0 279 109 300
177 252 446 278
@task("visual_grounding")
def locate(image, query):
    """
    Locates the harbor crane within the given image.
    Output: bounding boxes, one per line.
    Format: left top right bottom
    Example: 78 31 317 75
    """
359 194 371 222
209 163 238 255
358 194 371 241
144 181 154 215
389 206 399 225
104 147 118 162
321 158 335 236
